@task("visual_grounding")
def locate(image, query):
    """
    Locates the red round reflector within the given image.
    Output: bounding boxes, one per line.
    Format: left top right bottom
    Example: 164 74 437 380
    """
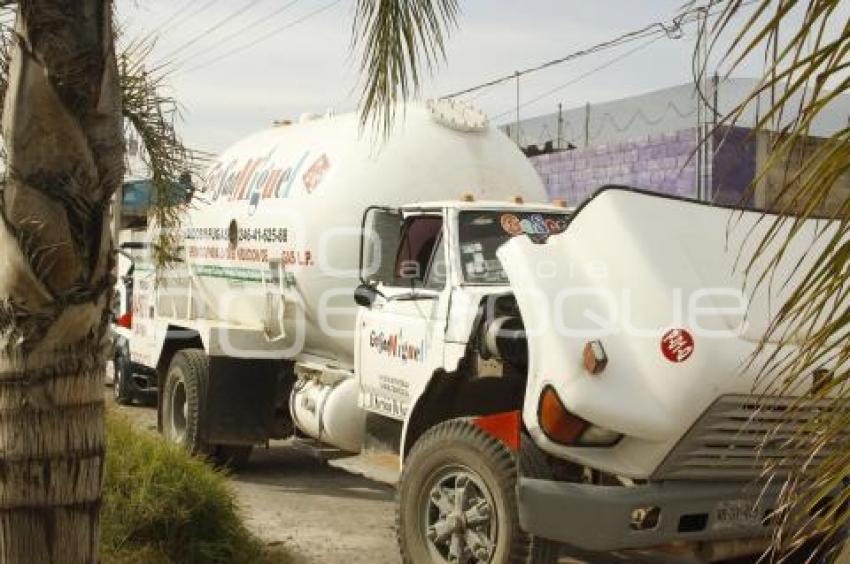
660 329 694 363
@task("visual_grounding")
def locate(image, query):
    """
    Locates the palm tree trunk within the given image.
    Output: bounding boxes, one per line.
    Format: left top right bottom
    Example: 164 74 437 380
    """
0 1 123 561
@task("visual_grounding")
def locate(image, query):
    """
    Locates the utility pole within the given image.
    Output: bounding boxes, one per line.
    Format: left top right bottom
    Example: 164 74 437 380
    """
708 72 719 202
584 102 591 148
514 71 521 146
696 7 709 201
557 103 564 150
692 8 719 202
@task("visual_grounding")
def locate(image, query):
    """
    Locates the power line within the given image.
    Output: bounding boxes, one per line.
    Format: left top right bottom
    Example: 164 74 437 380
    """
444 25 681 100
169 0 303 68
155 0 264 64
442 0 745 100
181 0 344 75
152 0 204 31
160 0 222 36
489 34 664 122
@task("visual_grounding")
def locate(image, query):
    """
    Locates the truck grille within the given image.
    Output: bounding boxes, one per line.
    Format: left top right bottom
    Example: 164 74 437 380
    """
652 395 840 481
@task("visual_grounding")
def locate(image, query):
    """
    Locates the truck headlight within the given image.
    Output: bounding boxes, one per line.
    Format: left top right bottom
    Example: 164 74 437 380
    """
538 386 622 447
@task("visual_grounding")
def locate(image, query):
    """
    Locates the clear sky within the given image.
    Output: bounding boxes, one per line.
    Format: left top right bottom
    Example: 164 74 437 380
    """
114 1 770 154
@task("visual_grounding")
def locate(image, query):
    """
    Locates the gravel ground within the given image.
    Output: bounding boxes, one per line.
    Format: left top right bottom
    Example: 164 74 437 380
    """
110 396 704 563
111 395 813 564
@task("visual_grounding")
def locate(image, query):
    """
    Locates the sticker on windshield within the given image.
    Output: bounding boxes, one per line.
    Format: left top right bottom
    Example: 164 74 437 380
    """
500 213 568 240
501 214 524 235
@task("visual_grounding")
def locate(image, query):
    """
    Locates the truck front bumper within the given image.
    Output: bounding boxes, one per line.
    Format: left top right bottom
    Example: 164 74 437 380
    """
518 477 778 551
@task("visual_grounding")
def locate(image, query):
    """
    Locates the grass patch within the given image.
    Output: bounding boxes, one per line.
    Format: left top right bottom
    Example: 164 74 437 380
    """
102 412 282 563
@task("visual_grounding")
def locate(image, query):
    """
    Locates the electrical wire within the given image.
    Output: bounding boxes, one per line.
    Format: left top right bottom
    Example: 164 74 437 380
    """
489 34 664 122
442 0 755 100
159 0 222 36
151 0 204 32
168 0 303 69
155 0 264 65
181 0 344 75
443 23 685 99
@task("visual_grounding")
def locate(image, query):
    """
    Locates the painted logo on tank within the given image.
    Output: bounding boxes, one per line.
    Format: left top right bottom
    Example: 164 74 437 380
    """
303 154 331 194
660 329 694 363
205 148 332 210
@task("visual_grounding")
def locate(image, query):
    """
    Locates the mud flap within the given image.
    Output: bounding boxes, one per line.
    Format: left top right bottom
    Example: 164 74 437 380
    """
202 356 278 446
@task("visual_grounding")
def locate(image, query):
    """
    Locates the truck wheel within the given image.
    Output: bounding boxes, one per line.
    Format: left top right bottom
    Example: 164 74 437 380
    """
397 419 559 564
162 349 214 457
113 341 134 406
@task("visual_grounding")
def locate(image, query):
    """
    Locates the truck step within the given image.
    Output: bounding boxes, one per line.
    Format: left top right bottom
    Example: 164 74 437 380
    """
286 437 350 461
330 452 400 486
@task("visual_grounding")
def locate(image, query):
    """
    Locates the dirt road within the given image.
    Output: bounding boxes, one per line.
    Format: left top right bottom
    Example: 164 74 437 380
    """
111 399 399 562
231 445 399 563
111 398 712 563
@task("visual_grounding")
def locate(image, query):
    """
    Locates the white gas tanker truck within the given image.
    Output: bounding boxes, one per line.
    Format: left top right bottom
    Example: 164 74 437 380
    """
117 100 841 562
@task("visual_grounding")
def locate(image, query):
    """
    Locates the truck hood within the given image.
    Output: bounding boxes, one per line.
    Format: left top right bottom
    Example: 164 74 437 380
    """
497 187 843 478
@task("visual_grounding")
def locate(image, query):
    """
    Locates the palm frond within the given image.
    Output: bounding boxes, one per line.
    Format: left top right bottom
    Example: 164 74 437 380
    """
118 36 204 273
0 22 198 272
352 0 459 136
702 0 850 554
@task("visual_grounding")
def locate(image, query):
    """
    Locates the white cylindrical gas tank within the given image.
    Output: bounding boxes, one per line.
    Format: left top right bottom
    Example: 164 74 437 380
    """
289 377 365 452
180 100 546 366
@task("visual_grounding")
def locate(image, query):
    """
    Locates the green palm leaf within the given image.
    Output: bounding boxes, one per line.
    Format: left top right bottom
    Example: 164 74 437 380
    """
701 0 850 555
352 0 459 136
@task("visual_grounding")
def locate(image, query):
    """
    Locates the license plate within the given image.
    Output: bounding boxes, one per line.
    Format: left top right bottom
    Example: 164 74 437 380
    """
713 499 760 530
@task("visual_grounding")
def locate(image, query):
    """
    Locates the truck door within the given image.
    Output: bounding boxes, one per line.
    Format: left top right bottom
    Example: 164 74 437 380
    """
356 212 449 421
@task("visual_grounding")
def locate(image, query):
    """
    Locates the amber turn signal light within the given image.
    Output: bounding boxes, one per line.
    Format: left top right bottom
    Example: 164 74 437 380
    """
583 340 608 375
539 386 588 445
538 386 623 447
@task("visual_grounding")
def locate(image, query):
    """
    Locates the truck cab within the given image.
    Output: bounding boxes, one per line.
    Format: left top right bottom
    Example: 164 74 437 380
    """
354 200 570 431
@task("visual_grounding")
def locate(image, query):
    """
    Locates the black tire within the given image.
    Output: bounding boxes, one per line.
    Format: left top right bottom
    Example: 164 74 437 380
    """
161 349 214 457
397 418 559 564
113 341 134 406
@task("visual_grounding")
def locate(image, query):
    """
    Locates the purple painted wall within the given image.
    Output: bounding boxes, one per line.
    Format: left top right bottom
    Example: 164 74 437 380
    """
711 126 757 206
530 128 699 206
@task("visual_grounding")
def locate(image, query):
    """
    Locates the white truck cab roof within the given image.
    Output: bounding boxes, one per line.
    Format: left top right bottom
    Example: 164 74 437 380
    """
400 199 574 214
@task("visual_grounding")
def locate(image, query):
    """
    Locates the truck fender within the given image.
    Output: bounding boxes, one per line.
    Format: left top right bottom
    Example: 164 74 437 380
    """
155 324 206 376
400 369 456 461
400 369 526 461
155 324 205 432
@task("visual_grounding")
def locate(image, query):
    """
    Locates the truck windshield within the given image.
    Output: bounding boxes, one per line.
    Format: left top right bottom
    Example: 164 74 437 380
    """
458 210 570 284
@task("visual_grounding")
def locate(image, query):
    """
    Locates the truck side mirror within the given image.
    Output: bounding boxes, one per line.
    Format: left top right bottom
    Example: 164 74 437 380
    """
354 284 379 308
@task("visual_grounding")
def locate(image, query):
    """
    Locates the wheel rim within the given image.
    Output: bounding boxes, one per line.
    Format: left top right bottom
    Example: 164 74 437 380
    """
169 375 188 444
422 464 498 564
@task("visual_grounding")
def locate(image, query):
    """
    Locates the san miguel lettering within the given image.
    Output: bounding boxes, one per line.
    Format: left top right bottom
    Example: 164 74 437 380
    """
369 330 427 363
